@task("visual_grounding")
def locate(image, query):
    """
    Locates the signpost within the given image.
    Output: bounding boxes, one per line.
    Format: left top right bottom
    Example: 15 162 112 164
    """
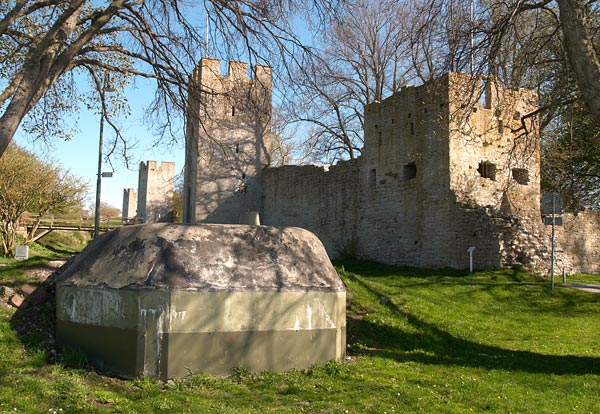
467 246 476 273
541 193 564 290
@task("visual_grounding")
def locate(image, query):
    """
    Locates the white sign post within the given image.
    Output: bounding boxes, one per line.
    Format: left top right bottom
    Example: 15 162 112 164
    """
467 246 476 273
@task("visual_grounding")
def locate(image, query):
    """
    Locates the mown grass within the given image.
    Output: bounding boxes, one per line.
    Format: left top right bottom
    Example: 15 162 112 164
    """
1 257 599 413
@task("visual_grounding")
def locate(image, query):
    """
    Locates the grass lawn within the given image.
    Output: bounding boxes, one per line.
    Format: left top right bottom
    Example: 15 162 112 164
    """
1 256 599 413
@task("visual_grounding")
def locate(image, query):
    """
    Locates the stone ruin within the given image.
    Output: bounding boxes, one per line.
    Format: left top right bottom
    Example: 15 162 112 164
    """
183 58 600 274
122 160 176 224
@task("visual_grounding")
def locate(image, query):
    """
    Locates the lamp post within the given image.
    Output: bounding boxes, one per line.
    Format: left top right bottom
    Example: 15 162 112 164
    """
93 73 116 239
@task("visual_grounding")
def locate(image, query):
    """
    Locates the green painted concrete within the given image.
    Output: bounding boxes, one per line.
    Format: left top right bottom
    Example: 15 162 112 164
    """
56 224 346 379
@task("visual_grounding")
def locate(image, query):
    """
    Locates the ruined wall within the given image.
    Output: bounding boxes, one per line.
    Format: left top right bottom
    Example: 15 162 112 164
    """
263 161 359 257
263 74 524 269
122 188 137 220
187 63 600 273
448 73 541 219
184 58 272 224
554 211 600 274
137 161 175 223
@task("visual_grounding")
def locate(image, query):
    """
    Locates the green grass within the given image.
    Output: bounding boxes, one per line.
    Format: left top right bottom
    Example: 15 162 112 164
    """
563 273 600 285
1 259 600 413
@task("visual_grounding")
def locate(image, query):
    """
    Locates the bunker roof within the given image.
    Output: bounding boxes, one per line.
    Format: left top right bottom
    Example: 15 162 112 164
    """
57 224 344 293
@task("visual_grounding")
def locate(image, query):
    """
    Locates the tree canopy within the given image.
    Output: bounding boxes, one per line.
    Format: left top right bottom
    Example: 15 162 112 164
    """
1 0 599 207
0 144 87 256
0 0 338 158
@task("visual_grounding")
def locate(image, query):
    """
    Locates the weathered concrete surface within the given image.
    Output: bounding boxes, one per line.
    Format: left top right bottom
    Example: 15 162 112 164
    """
56 223 346 379
58 223 343 292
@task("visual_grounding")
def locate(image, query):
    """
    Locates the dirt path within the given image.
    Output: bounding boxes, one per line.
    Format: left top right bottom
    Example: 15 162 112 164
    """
561 283 600 294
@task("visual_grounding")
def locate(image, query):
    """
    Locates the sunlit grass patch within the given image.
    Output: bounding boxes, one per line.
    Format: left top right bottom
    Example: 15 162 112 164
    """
0 258 599 413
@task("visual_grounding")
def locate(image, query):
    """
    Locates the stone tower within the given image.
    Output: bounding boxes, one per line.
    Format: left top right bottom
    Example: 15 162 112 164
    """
183 58 272 224
137 160 175 223
358 72 541 267
122 188 137 220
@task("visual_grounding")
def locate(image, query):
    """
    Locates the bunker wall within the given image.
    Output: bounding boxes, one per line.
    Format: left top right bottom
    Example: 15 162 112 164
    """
56 285 346 379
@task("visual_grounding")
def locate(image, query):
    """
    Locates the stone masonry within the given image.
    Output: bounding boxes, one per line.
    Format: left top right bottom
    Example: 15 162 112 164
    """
185 59 600 274
122 188 137 220
136 160 175 223
183 58 272 224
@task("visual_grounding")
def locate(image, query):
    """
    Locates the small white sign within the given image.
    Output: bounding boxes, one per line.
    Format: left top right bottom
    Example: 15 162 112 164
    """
15 245 29 260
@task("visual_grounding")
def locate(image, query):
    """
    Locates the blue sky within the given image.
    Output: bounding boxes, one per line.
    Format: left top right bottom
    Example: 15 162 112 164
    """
15 78 185 212
12 11 314 214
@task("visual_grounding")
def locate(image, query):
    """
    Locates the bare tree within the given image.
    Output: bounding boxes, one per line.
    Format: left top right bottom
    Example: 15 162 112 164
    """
0 0 340 159
286 0 412 162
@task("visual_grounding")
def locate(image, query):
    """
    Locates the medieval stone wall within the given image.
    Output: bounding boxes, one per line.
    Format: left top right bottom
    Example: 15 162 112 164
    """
137 161 175 223
183 58 272 224
555 211 600 274
263 161 359 256
187 59 600 274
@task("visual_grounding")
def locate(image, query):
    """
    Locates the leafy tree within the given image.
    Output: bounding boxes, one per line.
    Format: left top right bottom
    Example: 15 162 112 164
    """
170 170 184 223
542 103 600 210
0 144 87 257
99 202 120 219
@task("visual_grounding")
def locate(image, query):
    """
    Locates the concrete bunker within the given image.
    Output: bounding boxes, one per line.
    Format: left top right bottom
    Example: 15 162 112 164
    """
56 223 346 379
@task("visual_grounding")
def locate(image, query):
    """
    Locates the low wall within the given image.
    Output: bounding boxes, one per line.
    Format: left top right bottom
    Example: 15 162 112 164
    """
262 163 600 274
554 211 600 274
262 161 359 257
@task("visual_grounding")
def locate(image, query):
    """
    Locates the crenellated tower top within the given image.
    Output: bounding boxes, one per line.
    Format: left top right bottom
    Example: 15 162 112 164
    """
183 57 272 224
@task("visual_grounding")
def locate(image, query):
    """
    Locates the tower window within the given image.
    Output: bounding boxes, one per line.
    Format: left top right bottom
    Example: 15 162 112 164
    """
234 143 240 153
369 169 377 186
478 161 496 180
403 163 417 180
512 168 529 185
410 122 415 136
231 106 236 116
498 119 504 134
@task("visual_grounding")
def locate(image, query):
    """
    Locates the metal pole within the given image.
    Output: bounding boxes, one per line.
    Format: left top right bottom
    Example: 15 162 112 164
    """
550 195 555 290
93 89 105 239
467 247 475 273
206 12 209 57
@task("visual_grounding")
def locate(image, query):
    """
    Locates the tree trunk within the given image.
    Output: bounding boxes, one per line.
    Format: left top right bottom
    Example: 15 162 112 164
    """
557 0 600 125
0 0 126 158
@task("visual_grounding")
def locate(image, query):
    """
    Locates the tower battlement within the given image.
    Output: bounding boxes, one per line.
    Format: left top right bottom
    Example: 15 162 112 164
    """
196 58 272 84
183 58 272 224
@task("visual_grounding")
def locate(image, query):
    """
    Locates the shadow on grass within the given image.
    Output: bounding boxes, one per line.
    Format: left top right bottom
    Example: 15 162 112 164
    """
40 243 81 257
345 271 600 376
336 259 531 282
